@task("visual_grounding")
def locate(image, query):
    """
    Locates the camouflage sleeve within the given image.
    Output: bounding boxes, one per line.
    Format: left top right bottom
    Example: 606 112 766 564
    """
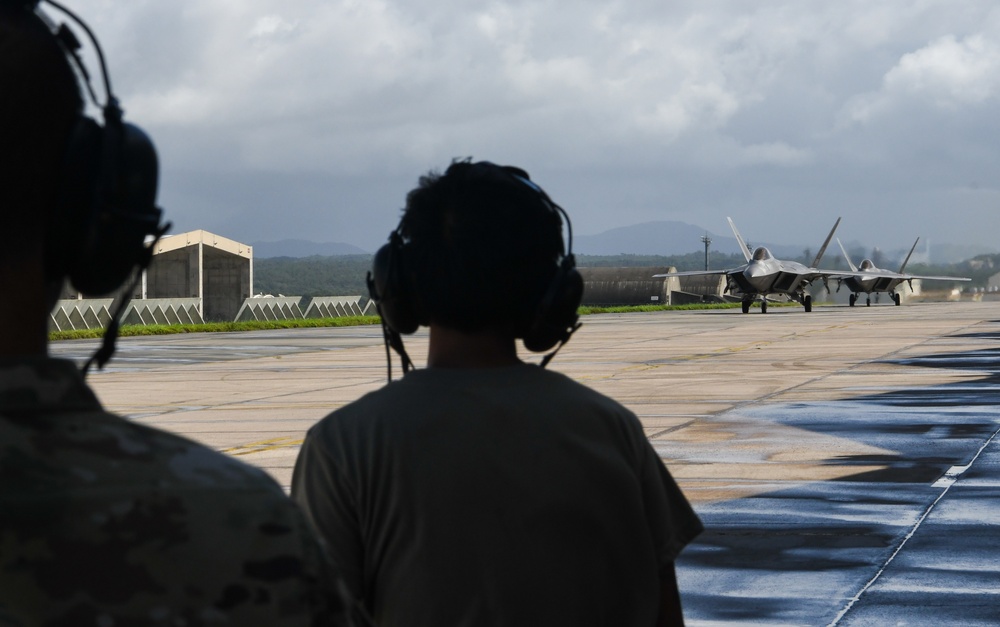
0 403 356 626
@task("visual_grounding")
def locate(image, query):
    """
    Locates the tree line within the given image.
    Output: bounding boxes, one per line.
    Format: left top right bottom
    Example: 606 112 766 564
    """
253 252 997 297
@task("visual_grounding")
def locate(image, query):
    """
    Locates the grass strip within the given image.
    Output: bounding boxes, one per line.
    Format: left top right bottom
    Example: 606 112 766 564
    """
50 316 381 341
50 301 804 341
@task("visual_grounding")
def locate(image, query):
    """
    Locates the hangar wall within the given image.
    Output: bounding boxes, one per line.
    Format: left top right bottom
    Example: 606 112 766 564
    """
146 230 252 322
579 267 679 306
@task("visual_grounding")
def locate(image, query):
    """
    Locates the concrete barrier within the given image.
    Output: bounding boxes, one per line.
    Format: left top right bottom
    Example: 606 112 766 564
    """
49 299 115 331
303 296 375 318
52 294 375 330
121 298 204 326
50 298 206 330
235 297 305 322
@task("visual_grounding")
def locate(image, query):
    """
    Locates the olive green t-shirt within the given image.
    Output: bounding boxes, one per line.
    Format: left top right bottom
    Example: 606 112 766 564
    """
293 363 701 627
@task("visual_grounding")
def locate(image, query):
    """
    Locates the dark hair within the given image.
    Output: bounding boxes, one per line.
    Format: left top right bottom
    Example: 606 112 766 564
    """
0 5 82 260
400 159 566 334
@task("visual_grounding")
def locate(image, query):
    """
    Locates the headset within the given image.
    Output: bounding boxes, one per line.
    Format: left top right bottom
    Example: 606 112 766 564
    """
367 162 583 379
5 0 170 371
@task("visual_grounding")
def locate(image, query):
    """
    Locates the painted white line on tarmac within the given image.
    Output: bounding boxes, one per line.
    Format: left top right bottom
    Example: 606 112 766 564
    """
828 422 1000 626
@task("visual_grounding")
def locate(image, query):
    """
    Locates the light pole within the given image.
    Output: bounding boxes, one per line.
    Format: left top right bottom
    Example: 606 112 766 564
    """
701 233 712 270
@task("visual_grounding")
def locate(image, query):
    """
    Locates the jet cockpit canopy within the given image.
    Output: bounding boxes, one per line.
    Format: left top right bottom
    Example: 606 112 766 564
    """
751 247 773 261
859 259 875 271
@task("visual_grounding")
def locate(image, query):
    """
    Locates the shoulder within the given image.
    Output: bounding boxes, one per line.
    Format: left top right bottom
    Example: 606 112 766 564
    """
517 365 641 423
76 407 285 493
0 375 354 625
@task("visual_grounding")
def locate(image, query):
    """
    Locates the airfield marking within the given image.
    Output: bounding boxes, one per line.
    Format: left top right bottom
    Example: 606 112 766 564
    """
223 436 305 456
828 422 1000 626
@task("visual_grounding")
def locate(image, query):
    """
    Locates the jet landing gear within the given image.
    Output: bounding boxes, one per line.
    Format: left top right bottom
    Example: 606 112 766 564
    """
742 299 752 314
803 295 813 313
849 294 856 307
892 292 901 306
741 298 767 313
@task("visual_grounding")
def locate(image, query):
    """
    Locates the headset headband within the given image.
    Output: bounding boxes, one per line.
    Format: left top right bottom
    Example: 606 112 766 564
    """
369 161 582 381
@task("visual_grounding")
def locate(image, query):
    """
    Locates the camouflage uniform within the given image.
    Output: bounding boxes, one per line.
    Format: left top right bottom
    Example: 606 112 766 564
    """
0 357 353 627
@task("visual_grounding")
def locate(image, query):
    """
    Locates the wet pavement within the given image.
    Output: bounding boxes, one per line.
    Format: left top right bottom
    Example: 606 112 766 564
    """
52 302 1000 625
668 309 1000 625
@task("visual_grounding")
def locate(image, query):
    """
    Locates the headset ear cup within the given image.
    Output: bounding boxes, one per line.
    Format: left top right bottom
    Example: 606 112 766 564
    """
67 121 162 296
523 258 583 352
369 234 422 334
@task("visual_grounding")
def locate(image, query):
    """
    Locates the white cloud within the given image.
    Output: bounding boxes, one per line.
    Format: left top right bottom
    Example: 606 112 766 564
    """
249 15 299 43
888 34 1000 105
843 33 1000 124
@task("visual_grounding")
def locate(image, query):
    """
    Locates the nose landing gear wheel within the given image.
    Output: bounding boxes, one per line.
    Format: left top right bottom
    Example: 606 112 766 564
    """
803 295 813 312
849 293 856 307
742 299 751 314
761 300 768 313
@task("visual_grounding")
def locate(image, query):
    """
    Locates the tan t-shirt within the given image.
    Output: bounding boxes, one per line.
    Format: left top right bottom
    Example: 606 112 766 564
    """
293 363 701 627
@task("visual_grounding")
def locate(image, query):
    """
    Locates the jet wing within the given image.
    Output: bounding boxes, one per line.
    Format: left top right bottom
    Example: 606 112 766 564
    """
825 270 878 281
903 274 971 282
652 269 733 278
826 269 970 283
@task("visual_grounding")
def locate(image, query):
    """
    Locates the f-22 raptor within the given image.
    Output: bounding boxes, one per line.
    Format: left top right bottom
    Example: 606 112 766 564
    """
833 237 971 306
655 217 846 313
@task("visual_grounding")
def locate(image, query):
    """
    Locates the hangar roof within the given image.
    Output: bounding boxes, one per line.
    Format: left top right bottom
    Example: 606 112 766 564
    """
152 229 252 259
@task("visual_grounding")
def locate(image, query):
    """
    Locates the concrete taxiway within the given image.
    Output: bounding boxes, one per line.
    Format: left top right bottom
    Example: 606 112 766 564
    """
52 301 1000 626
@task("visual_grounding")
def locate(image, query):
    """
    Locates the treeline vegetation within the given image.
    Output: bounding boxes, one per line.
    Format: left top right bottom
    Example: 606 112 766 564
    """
577 252 749 271
253 253 753 297
253 252 999 297
255 255 373 297
915 253 1000 287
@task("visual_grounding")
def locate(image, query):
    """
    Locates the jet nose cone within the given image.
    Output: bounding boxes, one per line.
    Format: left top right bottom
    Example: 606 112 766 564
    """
746 265 768 280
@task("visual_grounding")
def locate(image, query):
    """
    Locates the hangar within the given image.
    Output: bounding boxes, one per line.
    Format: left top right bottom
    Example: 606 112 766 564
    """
53 230 252 329
51 230 374 331
145 230 252 322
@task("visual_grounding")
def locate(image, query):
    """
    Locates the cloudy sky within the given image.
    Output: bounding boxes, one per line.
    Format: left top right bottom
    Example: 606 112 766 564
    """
58 0 1000 257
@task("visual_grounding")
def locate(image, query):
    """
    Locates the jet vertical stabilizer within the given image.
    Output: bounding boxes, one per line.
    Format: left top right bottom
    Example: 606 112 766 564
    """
727 217 752 262
898 238 920 274
837 238 858 272
810 217 842 268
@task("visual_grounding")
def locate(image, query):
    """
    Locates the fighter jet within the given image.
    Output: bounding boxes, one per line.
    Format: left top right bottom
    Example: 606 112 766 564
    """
833 237 971 306
654 217 845 313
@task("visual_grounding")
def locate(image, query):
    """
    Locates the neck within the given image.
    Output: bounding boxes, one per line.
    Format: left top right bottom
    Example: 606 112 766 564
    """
0 251 50 357
427 325 521 369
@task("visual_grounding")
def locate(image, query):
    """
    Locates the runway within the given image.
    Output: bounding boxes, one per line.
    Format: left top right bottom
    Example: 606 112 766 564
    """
51 301 1000 625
